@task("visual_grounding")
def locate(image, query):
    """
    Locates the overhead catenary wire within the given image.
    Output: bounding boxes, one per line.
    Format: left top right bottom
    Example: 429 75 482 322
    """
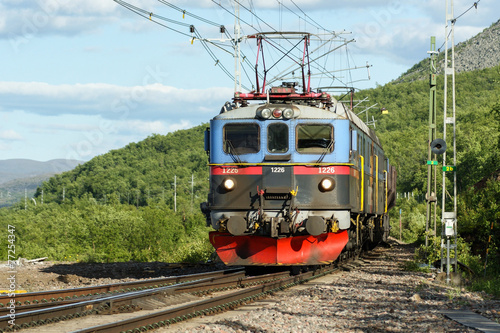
114 0 368 92
453 0 480 22
209 0 361 90
289 0 328 32
210 0 296 88
437 0 481 51
211 0 259 33
114 0 193 36
114 0 244 87
157 0 222 27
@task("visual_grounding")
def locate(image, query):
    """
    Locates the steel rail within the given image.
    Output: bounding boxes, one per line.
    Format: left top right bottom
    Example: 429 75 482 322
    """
0 268 243 307
0 269 284 317
74 266 337 333
0 271 291 331
0 270 246 331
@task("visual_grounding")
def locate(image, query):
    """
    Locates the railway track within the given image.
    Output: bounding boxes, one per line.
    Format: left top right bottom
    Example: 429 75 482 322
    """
0 268 242 310
0 265 338 332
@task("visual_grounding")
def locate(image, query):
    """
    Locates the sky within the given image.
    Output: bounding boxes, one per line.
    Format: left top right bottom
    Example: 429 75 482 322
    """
0 0 498 163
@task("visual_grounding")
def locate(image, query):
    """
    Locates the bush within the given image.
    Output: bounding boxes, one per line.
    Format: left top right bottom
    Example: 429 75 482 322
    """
416 236 483 275
390 198 427 243
0 199 213 264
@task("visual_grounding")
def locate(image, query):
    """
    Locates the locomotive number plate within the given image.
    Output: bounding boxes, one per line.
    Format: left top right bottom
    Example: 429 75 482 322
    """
294 165 350 175
271 167 285 173
211 166 262 175
319 166 335 174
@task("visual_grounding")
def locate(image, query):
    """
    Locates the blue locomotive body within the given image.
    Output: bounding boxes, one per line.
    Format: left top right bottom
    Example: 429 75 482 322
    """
201 90 396 266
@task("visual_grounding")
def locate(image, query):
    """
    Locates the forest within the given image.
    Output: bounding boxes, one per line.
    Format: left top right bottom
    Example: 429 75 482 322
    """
0 64 499 295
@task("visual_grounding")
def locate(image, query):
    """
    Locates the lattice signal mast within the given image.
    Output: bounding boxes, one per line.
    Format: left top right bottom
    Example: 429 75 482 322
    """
441 0 458 283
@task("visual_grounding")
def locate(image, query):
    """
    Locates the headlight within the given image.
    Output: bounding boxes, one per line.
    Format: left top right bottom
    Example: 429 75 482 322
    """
223 178 236 191
319 177 335 192
283 108 294 119
258 108 271 119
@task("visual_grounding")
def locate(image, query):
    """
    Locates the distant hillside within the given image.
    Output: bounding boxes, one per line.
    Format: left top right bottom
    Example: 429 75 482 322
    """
0 159 82 207
395 19 500 83
36 125 208 208
0 159 82 185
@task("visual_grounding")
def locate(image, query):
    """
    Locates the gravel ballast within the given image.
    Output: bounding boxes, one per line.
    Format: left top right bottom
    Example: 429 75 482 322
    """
166 239 500 333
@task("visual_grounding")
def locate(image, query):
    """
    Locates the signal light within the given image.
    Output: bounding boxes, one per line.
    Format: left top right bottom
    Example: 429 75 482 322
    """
272 108 282 118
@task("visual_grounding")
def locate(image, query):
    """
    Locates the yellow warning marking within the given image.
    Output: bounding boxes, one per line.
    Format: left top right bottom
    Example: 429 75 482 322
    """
0 290 27 294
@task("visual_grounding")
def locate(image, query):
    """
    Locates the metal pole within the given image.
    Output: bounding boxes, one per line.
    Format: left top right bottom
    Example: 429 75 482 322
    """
446 237 451 284
234 2 241 92
190 174 194 214
451 9 458 273
426 36 438 247
442 0 458 282
174 175 177 213
399 208 402 242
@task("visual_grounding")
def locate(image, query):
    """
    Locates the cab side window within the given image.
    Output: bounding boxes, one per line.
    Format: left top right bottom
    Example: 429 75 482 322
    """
223 124 260 154
296 124 334 154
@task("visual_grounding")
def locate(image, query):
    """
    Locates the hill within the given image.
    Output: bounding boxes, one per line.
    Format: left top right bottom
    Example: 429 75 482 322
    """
395 19 500 84
0 159 82 207
35 125 208 209
0 125 212 263
0 158 82 184
355 64 500 193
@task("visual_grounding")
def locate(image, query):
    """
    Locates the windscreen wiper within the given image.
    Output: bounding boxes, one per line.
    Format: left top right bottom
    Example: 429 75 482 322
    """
225 140 242 163
315 139 334 164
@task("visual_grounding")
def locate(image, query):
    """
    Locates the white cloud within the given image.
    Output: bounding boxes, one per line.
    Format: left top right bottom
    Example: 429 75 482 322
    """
0 130 23 140
0 81 233 121
124 120 168 134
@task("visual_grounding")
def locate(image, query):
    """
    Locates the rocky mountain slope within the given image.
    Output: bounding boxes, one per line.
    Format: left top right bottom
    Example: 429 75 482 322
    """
395 19 500 83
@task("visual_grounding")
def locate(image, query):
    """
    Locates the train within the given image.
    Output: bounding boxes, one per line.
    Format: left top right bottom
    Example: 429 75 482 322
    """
200 33 397 266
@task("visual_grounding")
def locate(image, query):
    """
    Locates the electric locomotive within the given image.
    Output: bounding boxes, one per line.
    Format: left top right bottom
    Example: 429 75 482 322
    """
200 32 396 266
201 83 396 266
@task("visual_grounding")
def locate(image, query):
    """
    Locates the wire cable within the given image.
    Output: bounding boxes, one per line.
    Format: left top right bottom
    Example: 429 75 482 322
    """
114 0 193 37
437 0 481 51
289 0 328 32
453 0 480 22
157 0 222 27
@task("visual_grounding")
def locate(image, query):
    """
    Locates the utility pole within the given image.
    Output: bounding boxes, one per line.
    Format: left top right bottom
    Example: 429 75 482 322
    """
441 0 459 283
425 36 439 247
234 1 242 92
189 174 195 214
172 175 177 212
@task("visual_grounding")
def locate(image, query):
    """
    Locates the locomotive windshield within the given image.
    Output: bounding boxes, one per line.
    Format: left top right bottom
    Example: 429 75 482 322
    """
268 123 288 153
296 124 334 153
223 124 260 155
